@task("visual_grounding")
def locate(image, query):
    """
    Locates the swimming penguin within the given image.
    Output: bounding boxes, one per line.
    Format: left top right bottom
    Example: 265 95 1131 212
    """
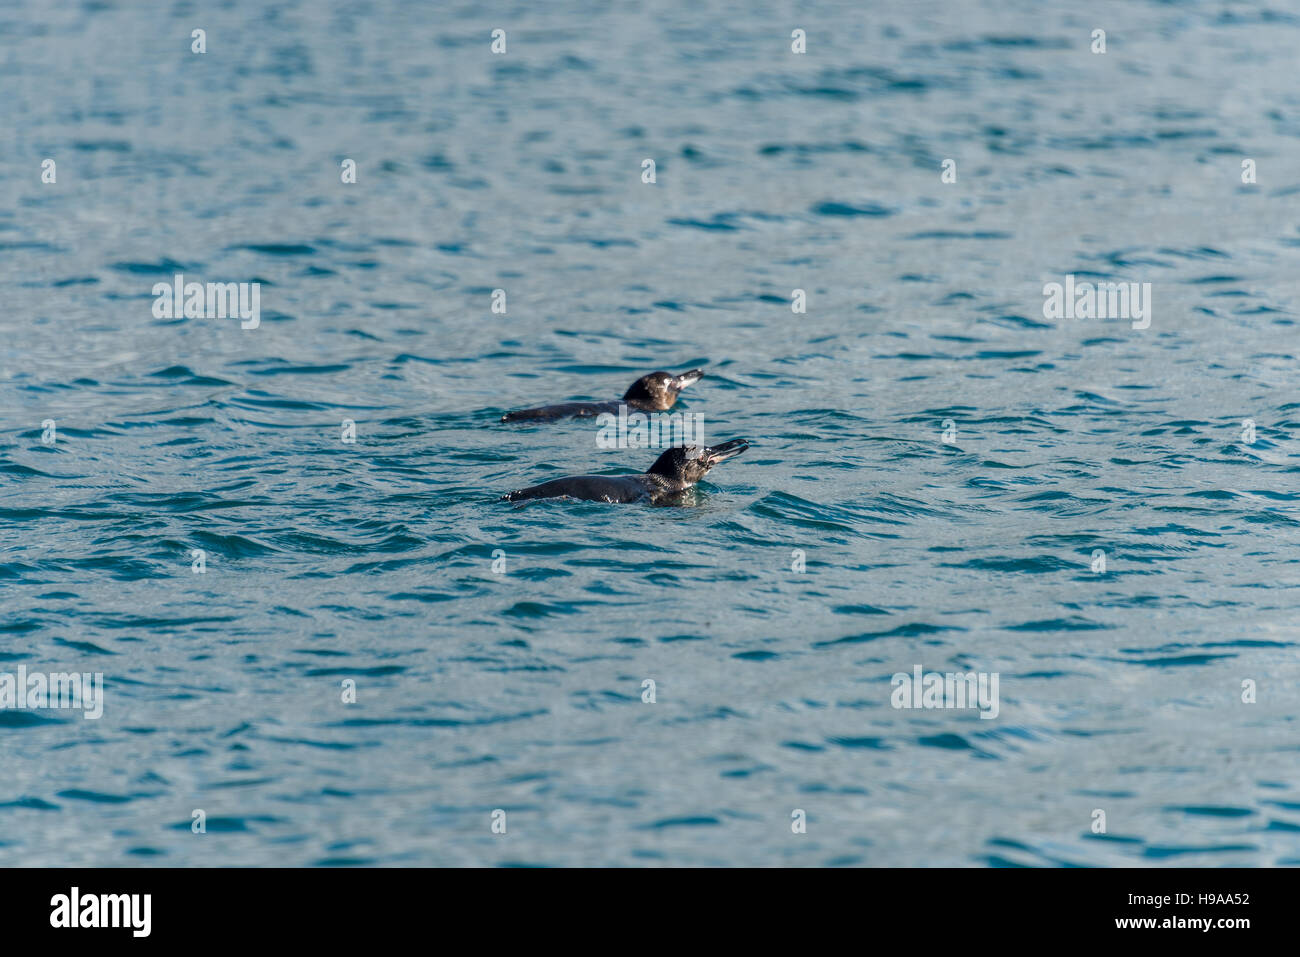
500 369 704 423
502 439 750 504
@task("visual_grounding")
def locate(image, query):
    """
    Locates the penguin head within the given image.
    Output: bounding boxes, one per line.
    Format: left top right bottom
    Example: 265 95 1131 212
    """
623 368 704 410
647 439 749 488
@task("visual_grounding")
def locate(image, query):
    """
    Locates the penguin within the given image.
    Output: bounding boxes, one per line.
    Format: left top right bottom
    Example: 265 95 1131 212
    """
501 439 750 504
500 369 704 423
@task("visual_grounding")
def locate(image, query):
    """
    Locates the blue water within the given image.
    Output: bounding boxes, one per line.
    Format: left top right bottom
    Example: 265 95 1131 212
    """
3 0 1300 866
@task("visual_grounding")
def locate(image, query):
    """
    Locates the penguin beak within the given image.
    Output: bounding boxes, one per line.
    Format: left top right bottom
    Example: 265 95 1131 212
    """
672 369 704 390
702 438 749 466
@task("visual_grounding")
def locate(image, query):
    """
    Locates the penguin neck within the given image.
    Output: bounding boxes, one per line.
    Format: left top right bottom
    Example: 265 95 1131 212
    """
644 472 692 494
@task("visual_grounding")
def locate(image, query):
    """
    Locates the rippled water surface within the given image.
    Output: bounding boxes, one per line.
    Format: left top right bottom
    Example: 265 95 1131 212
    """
3 0 1300 866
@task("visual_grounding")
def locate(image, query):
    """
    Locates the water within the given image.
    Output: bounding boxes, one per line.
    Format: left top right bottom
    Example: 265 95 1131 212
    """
3 0 1300 866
